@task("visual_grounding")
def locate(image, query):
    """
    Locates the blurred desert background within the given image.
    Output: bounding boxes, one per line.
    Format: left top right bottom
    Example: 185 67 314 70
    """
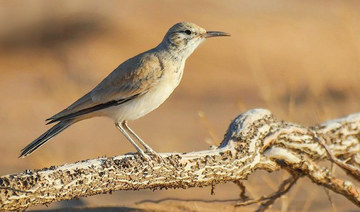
1 0 360 211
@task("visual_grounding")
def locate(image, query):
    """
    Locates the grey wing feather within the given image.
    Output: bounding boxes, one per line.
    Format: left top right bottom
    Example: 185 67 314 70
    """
47 51 163 123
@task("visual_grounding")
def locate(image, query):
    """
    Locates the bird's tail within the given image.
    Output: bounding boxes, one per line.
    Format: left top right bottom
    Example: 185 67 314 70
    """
19 119 74 158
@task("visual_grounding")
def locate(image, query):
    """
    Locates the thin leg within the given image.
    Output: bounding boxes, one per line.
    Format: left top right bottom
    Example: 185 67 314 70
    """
115 121 150 161
122 121 157 154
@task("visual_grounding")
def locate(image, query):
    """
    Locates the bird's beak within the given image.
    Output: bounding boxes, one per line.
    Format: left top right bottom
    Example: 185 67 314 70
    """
204 31 230 38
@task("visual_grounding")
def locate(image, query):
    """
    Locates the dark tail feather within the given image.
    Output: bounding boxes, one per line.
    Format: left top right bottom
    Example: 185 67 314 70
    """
19 119 74 158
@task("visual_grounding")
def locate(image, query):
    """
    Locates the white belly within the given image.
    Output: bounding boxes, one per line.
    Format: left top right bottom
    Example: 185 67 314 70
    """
104 68 183 121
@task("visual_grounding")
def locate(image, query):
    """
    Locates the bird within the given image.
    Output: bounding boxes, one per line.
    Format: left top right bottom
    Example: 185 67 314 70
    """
19 22 230 160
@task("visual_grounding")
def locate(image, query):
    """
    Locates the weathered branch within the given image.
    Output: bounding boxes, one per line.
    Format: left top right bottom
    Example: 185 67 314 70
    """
1 109 359 211
236 173 300 212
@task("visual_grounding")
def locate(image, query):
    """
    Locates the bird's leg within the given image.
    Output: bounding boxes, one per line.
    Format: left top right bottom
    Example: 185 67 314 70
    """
122 121 157 154
122 121 164 163
115 121 151 161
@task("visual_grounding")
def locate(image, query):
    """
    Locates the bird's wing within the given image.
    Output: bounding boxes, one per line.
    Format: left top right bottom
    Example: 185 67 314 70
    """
47 52 163 123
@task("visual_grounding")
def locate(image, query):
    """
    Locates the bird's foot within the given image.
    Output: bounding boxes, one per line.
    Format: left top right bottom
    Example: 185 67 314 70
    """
137 150 153 162
135 148 170 168
142 147 165 162
147 151 165 164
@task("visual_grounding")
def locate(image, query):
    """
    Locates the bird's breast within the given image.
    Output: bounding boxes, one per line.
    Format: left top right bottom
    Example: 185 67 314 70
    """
109 60 185 121
144 60 184 105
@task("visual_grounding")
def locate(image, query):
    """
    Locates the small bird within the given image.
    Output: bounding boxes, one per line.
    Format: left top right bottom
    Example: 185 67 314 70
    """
20 22 229 159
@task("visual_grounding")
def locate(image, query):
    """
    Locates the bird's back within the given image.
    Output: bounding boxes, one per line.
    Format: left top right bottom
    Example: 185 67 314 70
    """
47 48 165 123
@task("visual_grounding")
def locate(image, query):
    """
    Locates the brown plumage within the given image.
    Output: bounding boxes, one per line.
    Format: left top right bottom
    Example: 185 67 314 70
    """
20 22 229 159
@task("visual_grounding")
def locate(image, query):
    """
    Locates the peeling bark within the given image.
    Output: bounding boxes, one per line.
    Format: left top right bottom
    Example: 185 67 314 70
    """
1 108 359 211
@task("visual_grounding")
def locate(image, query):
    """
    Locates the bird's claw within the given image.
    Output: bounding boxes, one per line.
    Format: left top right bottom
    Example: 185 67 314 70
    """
138 150 166 165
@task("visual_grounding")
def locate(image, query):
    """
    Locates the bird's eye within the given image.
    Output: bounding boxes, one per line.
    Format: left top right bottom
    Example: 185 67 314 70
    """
184 30 192 35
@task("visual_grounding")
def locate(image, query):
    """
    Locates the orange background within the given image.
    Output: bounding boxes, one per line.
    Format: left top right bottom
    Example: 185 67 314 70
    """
0 1 359 211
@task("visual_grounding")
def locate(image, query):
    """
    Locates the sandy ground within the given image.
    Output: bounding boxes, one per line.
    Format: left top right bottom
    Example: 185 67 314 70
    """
1 1 360 211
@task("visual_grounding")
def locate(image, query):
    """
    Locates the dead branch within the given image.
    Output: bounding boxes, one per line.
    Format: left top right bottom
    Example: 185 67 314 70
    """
233 180 250 201
1 108 359 211
236 173 299 212
317 136 360 180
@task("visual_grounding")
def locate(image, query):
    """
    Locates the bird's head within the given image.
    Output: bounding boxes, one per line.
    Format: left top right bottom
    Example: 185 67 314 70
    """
160 22 230 58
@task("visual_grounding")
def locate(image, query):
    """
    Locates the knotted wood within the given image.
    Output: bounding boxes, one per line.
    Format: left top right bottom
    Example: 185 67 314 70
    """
1 109 359 211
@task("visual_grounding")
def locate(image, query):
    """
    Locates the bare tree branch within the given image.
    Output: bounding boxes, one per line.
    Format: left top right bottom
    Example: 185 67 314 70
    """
316 136 360 180
235 173 299 212
1 109 359 211
233 180 250 201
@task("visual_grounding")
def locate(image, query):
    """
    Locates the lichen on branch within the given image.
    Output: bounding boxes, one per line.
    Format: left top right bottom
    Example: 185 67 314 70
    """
1 109 359 211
